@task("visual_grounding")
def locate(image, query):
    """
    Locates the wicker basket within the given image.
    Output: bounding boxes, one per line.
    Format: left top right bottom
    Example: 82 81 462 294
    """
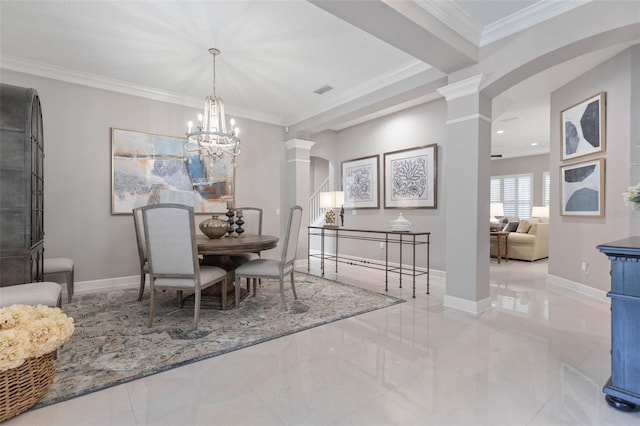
0 352 55 422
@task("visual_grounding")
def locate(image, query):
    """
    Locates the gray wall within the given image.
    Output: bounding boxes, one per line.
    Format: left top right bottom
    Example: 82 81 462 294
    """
1 70 286 283
311 99 447 271
491 153 550 207
549 46 638 291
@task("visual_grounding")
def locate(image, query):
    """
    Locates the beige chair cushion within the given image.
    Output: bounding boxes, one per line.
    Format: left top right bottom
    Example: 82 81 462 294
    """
0 282 62 307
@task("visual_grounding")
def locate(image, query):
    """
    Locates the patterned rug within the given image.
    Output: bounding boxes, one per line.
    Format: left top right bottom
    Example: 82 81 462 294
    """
36 273 403 408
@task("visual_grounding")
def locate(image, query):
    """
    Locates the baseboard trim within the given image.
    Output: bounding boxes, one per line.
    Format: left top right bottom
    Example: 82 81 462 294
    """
69 275 138 296
443 294 492 315
546 273 609 303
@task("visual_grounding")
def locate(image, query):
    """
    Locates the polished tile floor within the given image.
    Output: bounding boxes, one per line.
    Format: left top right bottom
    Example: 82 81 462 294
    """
7 259 640 425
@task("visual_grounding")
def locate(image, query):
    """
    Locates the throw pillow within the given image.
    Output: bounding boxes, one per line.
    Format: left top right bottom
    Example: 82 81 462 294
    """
516 218 539 233
502 221 519 232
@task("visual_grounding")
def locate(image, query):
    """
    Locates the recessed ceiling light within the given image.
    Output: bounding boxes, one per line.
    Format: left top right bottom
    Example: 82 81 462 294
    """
531 142 539 146
496 130 504 134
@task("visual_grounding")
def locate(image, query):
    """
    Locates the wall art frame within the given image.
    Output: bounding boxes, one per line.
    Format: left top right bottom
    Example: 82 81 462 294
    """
560 157 605 217
341 154 380 209
561 92 606 161
383 144 437 209
111 128 235 215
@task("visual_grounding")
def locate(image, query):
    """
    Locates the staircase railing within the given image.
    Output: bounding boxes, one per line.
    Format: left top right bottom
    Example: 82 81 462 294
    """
309 177 330 225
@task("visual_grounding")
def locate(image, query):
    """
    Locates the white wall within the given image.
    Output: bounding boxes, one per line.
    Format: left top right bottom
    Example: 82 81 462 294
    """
549 46 638 291
311 99 447 271
1 70 286 283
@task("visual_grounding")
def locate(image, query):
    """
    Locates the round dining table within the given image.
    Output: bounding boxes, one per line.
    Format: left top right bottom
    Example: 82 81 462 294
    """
186 234 279 310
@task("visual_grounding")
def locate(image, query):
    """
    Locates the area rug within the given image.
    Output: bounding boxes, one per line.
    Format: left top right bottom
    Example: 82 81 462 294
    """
36 273 403 408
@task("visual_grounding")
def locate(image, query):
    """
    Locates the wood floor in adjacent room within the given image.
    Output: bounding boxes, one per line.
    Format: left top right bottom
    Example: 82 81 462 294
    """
7 259 639 425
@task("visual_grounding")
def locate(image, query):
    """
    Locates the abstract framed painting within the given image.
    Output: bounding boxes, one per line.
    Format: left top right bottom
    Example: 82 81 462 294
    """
341 155 379 209
561 92 606 161
111 128 235 214
383 144 437 209
561 158 605 217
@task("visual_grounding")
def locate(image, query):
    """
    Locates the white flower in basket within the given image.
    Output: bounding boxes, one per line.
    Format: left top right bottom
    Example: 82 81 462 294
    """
0 304 74 371
622 183 640 213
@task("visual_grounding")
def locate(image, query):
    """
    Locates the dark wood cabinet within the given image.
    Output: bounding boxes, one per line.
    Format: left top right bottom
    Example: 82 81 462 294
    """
0 83 44 286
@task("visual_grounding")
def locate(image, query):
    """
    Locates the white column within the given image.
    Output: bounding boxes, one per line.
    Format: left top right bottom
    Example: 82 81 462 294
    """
437 75 492 315
284 138 315 258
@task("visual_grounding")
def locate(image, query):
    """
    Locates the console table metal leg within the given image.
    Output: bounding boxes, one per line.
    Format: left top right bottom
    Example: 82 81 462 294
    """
307 229 310 272
427 235 430 295
399 234 403 289
385 234 389 292
335 229 339 273
320 228 325 276
412 235 416 299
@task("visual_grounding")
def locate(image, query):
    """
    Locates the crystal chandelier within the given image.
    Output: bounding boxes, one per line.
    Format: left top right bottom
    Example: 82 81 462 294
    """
185 48 240 159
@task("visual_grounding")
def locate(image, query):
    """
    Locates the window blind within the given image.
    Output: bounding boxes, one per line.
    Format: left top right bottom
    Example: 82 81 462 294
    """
490 173 533 219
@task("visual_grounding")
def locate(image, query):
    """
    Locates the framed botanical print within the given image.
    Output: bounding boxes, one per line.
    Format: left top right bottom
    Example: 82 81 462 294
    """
383 144 437 209
561 92 606 161
560 158 605 217
111 128 234 214
341 155 379 209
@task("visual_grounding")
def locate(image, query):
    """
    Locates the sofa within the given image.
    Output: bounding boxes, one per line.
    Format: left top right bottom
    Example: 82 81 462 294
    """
491 218 549 262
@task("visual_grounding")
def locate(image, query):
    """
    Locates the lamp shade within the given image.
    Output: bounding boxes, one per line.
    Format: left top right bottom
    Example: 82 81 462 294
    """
320 191 344 208
490 202 504 217
531 206 549 218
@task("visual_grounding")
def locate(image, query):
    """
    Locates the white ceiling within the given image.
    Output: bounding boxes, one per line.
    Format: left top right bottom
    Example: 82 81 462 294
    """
0 1 634 157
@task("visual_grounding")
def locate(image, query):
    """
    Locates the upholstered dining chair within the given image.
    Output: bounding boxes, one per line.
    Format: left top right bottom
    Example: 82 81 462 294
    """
43 257 74 303
234 205 303 311
132 207 149 301
142 203 231 330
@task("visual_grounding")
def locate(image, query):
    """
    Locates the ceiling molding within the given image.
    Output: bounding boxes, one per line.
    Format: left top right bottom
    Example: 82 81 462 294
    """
416 0 590 48
480 0 591 47
437 74 484 101
0 55 283 126
283 59 432 126
415 0 483 45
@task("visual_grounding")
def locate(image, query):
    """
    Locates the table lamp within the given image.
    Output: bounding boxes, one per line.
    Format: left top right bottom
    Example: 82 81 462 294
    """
490 202 504 231
320 191 344 227
531 206 549 219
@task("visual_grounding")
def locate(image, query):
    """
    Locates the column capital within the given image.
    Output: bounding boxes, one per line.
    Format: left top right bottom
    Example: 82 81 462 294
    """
437 74 484 101
284 139 315 150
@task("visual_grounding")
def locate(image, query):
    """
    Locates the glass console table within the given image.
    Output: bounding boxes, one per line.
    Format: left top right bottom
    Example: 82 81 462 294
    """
307 226 430 298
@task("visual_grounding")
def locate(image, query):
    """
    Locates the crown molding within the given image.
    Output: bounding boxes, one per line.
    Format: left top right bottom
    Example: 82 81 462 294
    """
416 0 589 48
437 74 484 101
481 0 590 47
283 60 431 127
0 55 283 126
415 0 483 45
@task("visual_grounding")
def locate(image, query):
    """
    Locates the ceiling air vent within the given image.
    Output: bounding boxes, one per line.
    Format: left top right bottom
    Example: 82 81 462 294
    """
313 85 333 95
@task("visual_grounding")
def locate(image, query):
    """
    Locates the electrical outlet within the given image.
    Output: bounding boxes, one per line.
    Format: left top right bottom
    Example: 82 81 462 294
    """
351 210 356 215
581 262 590 274
379 242 385 249
276 209 280 215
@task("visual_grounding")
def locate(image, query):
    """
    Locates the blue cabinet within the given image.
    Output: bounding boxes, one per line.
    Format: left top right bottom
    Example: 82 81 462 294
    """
597 237 640 412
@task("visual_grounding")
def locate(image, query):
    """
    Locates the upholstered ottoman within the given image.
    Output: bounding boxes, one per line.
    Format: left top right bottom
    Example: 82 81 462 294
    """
0 282 63 308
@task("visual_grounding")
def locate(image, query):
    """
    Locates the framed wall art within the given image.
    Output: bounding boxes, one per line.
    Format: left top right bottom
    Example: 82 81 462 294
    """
111 128 235 214
383 144 437 209
561 92 606 161
341 155 379 209
560 158 604 217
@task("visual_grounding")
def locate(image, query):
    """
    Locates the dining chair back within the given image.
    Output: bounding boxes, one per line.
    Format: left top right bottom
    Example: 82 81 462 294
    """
234 205 303 311
142 203 229 330
132 207 149 301
237 207 262 235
